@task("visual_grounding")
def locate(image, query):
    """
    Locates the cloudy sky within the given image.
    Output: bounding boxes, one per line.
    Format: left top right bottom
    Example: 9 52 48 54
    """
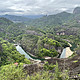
0 0 80 15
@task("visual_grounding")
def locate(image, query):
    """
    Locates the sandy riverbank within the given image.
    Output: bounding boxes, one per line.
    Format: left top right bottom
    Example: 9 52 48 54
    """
65 47 73 58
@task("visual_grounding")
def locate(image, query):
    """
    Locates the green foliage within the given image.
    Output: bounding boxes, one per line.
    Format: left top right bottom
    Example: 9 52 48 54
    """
0 9 80 80
0 63 27 80
43 37 61 47
0 38 30 66
44 61 56 70
0 61 73 80
38 48 58 57
21 35 61 58
26 71 52 80
0 17 13 25
26 62 71 80
54 36 70 48
73 60 78 63
36 36 61 57
53 62 71 80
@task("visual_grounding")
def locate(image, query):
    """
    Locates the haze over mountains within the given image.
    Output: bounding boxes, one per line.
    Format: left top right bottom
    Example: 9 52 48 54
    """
1 5 80 79
0 7 80 26
0 7 80 21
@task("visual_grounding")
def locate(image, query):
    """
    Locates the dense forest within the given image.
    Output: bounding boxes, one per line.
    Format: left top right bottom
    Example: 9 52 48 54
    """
0 7 80 80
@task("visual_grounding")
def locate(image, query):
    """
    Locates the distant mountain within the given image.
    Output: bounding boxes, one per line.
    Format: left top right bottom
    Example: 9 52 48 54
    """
25 11 73 27
0 14 44 23
0 17 13 25
25 7 80 27
0 14 31 23
22 15 44 19
0 17 27 42
0 7 80 27
73 7 80 14
54 11 73 21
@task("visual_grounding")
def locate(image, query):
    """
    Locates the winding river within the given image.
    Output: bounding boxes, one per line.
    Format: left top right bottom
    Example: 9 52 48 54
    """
60 48 66 58
16 45 73 59
16 45 43 61
16 45 32 59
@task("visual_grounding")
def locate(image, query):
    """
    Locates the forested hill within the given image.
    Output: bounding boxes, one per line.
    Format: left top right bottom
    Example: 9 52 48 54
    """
0 7 80 59
26 7 80 27
25 12 73 27
0 12 73 27
0 17 13 25
0 17 70 58
0 7 80 27
0 7 79 28
0 17 26 42
0 38 30 66
0 6 80 80
0 14 32 23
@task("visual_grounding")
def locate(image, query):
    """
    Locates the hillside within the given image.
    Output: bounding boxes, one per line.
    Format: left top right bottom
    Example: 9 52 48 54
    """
21 34 69 58
0 17 13 25
0 38 30 66
0 17 27 42
22 11 73 27
0 11 74 27
1 6 80 80
0 7 80 28
0 14 32 23
0 7 80 58
0 17 70 58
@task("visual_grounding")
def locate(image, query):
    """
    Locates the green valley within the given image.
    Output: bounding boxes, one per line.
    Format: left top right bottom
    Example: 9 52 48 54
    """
0 6 80 80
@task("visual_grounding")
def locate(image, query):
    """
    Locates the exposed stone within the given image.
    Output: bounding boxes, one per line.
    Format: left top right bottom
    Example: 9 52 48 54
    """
26 30 42 36
23 63 43 74
73 7 80 14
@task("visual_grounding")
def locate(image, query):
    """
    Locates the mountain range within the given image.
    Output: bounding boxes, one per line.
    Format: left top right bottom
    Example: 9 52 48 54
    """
0 7 80 27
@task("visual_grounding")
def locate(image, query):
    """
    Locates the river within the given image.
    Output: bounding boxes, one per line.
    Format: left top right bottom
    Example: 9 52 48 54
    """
16 45 73 59
60 48 66 58
16 45 43 62
16 45 32 59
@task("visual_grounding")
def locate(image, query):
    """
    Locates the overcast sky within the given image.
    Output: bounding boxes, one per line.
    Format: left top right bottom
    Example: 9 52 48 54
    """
0 0 80 15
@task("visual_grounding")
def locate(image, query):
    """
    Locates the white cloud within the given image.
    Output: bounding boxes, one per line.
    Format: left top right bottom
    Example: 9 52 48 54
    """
60 8 68 11
74 4 80 8
0 0 80 15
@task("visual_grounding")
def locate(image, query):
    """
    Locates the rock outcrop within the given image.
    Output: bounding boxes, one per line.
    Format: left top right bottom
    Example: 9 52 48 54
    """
23 63 43 74
73 7 80 14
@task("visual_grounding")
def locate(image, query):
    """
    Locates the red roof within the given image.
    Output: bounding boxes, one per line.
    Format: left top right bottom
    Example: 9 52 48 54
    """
14 62 18 65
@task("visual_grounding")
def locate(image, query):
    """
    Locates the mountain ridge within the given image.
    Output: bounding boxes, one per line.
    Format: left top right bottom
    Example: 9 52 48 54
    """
0 7 80 27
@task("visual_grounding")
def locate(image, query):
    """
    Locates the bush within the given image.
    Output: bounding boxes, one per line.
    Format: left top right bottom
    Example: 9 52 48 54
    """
44 61 56 70
0 63 27 80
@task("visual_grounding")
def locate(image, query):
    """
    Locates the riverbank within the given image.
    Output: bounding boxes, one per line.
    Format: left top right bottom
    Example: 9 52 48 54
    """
65 47 73 58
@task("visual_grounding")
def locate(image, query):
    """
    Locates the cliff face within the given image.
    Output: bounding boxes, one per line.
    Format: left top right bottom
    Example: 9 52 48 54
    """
73 7 80 14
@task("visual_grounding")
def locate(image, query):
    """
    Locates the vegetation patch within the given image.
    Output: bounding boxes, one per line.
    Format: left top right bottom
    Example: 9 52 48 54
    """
73 60 78 63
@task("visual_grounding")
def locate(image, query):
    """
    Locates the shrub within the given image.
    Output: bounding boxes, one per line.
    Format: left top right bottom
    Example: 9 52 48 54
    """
0 63 27 80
